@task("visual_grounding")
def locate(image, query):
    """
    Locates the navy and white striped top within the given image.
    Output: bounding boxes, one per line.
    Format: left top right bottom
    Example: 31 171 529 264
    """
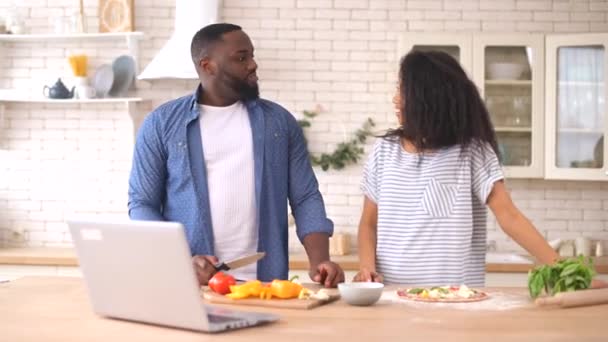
361 138 504 287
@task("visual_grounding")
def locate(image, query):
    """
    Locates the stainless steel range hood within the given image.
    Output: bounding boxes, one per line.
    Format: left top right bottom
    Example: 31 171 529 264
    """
137 0 220 80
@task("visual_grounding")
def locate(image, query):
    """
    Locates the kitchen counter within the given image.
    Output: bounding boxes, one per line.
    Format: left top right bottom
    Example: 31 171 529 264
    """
2 276 608 341
1 247 607 273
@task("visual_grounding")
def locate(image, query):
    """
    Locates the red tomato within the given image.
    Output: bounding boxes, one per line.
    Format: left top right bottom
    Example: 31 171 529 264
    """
208 272 236 295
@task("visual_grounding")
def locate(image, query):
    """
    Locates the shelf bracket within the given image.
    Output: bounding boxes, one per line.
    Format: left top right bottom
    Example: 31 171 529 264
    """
0 102 5 129
126 35 139 91
127 101 139 143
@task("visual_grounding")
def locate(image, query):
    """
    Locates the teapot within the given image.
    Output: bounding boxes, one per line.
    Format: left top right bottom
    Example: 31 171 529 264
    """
43 78 74 99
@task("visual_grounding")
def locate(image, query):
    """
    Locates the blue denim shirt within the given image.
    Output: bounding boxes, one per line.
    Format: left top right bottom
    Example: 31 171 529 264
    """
128 85 333 281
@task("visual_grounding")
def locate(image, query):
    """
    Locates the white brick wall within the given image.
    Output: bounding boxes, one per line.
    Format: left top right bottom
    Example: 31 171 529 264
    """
0 0 607 254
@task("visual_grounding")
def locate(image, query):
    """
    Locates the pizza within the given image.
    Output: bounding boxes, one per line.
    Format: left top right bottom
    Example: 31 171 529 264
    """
397 285 489 303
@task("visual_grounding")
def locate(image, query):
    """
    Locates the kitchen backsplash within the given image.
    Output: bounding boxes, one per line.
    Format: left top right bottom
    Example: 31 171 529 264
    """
1 0 607 253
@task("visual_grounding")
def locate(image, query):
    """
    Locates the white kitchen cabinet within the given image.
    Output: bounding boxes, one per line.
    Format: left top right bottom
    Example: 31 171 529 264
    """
399 33 544 179
398 33 473 75
473 34 545 178
545 34 608 181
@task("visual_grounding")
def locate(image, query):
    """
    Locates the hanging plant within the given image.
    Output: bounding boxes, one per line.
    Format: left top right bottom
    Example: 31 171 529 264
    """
297 106 375 171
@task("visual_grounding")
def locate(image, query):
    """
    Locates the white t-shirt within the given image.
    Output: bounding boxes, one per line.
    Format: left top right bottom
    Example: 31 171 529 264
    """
361 138 504 287
199 101 258 280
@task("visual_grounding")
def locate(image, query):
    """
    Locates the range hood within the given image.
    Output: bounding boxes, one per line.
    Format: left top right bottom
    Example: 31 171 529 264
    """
138 0 220 80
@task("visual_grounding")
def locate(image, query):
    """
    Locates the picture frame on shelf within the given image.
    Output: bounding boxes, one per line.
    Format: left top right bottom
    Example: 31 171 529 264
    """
99 0 134 33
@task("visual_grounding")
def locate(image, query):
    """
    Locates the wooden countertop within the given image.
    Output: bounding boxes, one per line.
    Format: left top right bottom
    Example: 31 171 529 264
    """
2 276 608 341
1 247 607 273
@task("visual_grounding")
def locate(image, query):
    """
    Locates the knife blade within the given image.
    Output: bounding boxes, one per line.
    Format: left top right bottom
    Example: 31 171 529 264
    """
213 252 265 271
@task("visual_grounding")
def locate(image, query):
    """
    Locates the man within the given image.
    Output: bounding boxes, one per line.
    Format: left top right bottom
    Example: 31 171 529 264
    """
128 23 344 288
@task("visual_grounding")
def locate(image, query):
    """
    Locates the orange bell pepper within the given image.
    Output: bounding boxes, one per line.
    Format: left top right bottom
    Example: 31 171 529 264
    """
267 279 303 299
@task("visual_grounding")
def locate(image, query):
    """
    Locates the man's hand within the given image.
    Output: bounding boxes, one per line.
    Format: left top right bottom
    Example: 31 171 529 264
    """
192 255 218 286
353 268 384 283
309 261 345 288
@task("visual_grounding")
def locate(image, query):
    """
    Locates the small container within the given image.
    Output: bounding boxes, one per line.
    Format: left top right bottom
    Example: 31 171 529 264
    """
558 240 575 258
329 233 351 256
595 241 604 257
338 282 384 306
575 237 592 257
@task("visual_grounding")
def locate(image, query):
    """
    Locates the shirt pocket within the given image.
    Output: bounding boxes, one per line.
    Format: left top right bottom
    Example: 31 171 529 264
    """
420 178 459 218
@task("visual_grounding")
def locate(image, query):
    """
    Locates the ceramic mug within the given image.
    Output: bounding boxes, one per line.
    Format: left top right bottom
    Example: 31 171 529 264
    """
575 237 591 257
76 85 96 99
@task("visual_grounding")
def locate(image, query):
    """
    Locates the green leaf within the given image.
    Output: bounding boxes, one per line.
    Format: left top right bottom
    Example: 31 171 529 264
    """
408 288 424 294
560 263 579 277
527 257 597 298
302 109 375 171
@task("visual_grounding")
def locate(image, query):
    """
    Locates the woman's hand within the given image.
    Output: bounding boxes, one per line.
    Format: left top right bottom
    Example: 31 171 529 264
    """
353 268 384 283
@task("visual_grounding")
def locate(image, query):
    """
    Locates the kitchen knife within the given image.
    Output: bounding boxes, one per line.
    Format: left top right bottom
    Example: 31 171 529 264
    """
213 252 265 271
535 288 608 308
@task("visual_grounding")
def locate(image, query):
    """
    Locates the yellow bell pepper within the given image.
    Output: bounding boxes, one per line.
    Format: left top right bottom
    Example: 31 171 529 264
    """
225 280 263 299
224 279 304 300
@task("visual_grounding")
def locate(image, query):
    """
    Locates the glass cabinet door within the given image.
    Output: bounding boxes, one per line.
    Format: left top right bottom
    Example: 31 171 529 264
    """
399 33 473 76
473 35 545 178
546 34 608 181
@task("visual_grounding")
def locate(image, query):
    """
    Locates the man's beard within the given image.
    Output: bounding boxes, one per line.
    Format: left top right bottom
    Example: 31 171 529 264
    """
223 72 259 101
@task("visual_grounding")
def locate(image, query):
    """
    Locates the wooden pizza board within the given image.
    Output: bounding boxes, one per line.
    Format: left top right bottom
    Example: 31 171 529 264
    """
202 289 341 310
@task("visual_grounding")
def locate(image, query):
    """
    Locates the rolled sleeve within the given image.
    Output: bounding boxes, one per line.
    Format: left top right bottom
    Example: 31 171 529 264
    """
286 115 333 242
360 139 380 204
471 142 504 204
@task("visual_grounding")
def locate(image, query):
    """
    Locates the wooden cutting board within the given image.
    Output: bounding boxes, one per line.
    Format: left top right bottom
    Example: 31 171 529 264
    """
202 289 340 310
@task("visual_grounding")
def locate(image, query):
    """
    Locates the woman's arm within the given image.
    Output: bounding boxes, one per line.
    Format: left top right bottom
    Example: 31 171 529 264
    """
487 181 559 264
355 196 383 282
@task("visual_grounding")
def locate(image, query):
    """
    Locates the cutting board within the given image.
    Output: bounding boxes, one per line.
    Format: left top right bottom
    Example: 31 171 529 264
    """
535 288 608 308
202 289 340 310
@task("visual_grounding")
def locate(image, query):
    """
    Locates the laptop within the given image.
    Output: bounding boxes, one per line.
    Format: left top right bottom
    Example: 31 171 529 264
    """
68 219 279 333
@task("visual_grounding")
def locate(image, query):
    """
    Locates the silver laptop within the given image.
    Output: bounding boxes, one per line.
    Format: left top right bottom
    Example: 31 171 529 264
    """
68 219 279 333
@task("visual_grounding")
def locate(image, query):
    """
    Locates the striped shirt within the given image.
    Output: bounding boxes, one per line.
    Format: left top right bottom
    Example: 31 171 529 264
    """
361 138 504 287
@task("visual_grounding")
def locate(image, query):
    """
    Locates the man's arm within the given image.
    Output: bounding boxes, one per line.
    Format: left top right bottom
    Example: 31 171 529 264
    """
128 111 167 221
286 113 344 287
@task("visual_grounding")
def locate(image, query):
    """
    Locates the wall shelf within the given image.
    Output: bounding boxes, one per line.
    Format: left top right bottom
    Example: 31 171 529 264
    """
495 126 532 133
558 81 604 87
485 80 532 86
0 32 143 41
0 96 145 104
557 128 604 134
0 32 143 63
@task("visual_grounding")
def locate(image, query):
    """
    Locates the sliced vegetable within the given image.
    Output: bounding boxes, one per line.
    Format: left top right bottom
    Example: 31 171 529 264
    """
226 280 263 299
208 272 236 295
407 288 424 294
267 279 303 299
225 279 303 300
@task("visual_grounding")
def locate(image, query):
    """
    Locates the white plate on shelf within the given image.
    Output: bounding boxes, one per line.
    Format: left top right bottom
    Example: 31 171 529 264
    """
109 55 136 97
93 64 114 98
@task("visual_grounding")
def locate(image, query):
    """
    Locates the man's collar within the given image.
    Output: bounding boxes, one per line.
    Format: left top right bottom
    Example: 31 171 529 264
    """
189 83 259 113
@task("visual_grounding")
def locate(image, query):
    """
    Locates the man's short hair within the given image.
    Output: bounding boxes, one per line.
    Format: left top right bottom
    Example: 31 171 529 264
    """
190 23 242 63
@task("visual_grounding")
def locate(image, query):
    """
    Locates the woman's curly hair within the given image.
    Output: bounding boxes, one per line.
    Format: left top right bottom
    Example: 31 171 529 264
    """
384 50 500 159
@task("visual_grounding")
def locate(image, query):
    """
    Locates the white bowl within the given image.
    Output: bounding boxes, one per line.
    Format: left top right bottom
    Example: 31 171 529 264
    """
487 62 525 80
338 282 384 306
